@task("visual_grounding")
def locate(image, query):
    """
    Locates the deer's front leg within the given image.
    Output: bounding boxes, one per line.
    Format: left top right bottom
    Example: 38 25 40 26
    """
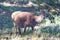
24 24 27 33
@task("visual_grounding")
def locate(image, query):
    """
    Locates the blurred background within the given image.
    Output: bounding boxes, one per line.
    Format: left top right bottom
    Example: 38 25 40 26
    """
0 0 60 40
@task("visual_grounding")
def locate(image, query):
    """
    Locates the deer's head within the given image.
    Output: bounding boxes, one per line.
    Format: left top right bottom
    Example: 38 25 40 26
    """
34 10 46 24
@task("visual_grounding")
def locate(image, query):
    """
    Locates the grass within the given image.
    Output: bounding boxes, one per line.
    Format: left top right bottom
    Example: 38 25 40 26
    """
0 15 60 40
0 3 60 40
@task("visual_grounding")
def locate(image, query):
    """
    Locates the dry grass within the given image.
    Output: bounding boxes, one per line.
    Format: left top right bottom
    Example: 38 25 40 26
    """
0 16 60 40
0 34 60 40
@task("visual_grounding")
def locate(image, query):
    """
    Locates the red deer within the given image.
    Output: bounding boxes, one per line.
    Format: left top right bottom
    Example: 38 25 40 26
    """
11 11 46 34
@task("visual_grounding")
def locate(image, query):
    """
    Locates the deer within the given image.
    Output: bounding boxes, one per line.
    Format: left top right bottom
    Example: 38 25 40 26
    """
11 11 46 34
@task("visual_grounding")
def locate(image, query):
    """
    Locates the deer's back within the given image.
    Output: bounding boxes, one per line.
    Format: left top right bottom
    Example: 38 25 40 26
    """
11 11 35 28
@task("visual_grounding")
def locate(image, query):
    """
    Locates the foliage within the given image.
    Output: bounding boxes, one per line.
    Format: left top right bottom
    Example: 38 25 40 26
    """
32 0 42 5
0 0 60 39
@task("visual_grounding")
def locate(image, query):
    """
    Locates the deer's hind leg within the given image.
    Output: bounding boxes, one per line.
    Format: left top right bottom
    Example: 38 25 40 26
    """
12 22 17 34
18 27 21 35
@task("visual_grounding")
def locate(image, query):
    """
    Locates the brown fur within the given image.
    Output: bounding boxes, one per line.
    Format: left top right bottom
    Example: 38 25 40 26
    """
11 11 45 34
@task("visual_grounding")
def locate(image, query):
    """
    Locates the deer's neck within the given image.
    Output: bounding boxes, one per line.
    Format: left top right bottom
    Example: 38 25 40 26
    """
34 15 45 23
